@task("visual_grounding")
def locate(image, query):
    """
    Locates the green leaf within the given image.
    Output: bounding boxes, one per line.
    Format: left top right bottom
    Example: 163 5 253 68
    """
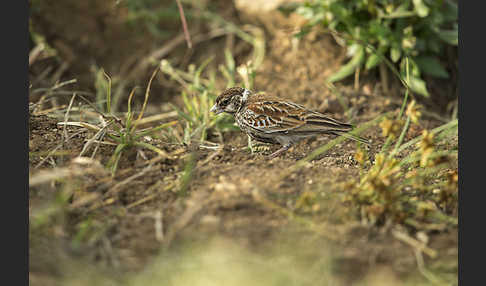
427 38 441 54
406 76 430 97
415 56 449 78
293 25 311 38
327 45 365 83
296 6 315 19
380 2 415 19
224 49 235 72
437 29 458 45
412 0 429 17
401 57 421 78
107 143 127 174
194 57 214 88
365 54 382 70
390 47 401 63
168 102 193 124
443 0 458 22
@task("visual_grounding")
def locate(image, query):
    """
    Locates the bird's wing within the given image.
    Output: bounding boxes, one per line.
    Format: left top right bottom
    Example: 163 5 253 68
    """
243 100 352 134
241 102 304 133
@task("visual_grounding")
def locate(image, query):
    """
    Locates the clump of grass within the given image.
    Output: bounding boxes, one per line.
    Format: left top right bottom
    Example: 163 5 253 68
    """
100 68 177 175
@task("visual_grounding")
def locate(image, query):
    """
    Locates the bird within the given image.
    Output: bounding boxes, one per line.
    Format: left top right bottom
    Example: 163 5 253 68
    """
210 87 369 158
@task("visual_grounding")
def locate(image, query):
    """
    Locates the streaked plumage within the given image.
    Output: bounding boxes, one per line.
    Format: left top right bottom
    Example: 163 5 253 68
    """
210 87 369 158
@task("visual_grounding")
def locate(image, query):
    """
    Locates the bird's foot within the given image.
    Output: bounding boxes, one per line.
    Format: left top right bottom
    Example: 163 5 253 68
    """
267 144 291 159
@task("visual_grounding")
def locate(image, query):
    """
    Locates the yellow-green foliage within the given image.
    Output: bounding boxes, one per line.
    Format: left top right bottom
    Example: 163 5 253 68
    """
344 102 457 228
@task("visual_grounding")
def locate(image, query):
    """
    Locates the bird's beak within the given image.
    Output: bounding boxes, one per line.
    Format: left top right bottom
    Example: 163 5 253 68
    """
210 104 223 115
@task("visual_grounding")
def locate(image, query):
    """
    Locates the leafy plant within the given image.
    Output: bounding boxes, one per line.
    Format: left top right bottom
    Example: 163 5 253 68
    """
291 0 458 97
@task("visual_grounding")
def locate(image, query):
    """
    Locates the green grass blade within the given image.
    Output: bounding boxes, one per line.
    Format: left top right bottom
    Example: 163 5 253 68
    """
103 71 112 114
327 45 365 83
397 119 458 153
390 116 411 158
107 143 127 175
169 102 193 124
133 121 178 140
194 57 214 88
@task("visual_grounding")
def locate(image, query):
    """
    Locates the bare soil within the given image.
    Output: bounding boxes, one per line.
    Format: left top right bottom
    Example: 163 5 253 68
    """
29 16 457 286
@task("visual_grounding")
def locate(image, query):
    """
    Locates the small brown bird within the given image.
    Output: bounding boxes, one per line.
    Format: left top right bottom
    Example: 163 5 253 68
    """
210 87 369 158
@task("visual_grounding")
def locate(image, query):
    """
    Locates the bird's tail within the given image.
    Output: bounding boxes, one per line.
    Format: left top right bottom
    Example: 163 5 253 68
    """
301 113 370 145
332 130 371 145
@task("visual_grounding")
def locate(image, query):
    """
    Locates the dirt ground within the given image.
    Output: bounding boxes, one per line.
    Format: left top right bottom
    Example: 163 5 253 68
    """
29 9 458 286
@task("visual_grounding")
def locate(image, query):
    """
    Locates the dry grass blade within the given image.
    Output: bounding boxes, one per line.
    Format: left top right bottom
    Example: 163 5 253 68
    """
136 67 159 123
414 249 451 286
78 123 109 157
57 122 101 132
104 164 162 197
392 228 437 258
34 130 86 169
154 210 164 242
135 153 175 167
68 193 102 210
124 28 227 80
30 168 75 186
133 111 178 126
63 93 77 141
195 147 223 169
52 79 77 90
30 157 106 186
126 180 171 209
29 43 45 66
175 0 192 49
83 140 117 146
33 105 68 115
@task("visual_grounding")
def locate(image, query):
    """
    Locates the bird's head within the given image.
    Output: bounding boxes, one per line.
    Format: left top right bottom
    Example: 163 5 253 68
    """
210 87 251 115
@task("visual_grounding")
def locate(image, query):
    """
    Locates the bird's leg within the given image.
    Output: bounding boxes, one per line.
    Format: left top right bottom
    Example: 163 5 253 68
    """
247 135 270 153
247 135 255 154
268 144 291 159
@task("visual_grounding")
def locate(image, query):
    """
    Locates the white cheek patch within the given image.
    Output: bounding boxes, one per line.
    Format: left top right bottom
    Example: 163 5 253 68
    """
226 103 235 112
242 88 250 101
